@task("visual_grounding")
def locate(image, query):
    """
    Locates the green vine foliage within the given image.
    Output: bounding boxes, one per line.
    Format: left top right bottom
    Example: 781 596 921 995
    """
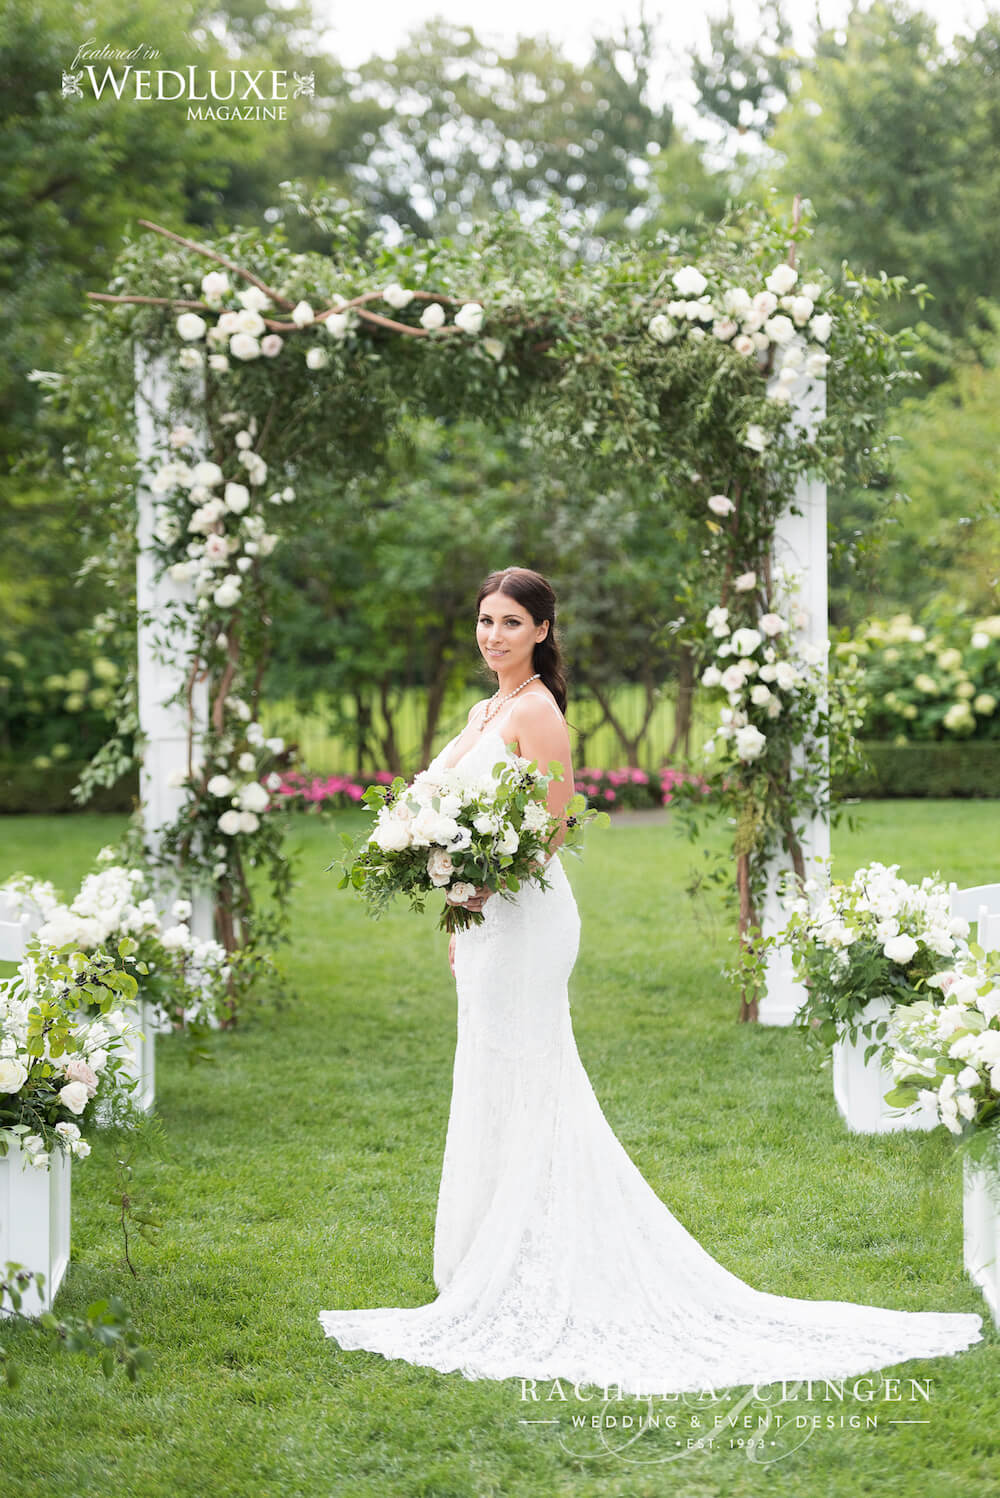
36 198 921 974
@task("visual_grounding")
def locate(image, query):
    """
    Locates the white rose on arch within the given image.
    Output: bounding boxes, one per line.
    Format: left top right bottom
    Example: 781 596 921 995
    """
707 494 735 516
647 315 676 343
201 271 230 303
672 265 708 297
383 283 414 310
765 264 798 296
743 424 770 453
730 627 763 656
306 347 330 369
291 301 315 326
238 285 271 313
809 313 833 343
177 312 207 341
759 613 787 637
454 302 484 334
235 309 266 337
230 333 261 361
735 724 767 761
420 302 446 330
224 482 250 513
238 781 270 814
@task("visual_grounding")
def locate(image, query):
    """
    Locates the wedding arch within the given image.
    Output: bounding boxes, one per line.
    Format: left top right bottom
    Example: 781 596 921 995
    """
58 201 914 1022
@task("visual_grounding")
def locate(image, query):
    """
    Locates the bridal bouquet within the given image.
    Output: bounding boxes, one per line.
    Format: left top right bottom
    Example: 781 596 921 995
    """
334 751 609 932
779 860 970 1052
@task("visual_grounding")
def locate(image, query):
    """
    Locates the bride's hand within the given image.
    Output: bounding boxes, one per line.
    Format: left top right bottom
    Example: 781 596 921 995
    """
463 884 494 913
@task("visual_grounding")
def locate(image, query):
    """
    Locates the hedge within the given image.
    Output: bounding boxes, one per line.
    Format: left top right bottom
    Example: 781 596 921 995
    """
833 740 1000 799
0 759 138 815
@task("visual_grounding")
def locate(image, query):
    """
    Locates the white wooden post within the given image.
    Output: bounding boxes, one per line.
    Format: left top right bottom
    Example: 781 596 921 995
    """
758 349 830 1026
134 345 214 952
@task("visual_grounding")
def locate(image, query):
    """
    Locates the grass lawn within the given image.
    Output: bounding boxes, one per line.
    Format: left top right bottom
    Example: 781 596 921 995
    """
1 801 998 1498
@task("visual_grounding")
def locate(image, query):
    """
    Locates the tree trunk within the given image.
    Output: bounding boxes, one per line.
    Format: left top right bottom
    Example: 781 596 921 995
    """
667 647 695 763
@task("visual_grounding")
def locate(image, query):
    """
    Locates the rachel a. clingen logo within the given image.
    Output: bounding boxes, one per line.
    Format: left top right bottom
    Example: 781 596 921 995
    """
61 39 313 122
517 1374 936 1467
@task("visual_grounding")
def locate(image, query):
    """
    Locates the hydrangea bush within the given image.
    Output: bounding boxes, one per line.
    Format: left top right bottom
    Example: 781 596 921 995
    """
833 609 1000 741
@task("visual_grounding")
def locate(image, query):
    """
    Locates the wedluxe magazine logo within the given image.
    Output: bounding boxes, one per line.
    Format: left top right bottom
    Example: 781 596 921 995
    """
60 39 313 122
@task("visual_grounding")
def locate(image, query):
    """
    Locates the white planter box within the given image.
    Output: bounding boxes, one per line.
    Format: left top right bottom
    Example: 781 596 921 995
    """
832 996 939 1134
0 1132 71 1318
963 1155 1000 1326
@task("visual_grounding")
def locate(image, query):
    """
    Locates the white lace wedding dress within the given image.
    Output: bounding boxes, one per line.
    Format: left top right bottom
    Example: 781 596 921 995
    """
319 699 984 1394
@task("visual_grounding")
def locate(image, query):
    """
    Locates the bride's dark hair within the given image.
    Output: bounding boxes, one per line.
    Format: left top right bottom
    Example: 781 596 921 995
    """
475 567 568 714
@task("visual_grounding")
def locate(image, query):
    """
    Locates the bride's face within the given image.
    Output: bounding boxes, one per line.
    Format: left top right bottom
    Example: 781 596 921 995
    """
476 590 548 676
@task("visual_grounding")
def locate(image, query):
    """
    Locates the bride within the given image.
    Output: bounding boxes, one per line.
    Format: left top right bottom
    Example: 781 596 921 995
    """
319 565 983 1394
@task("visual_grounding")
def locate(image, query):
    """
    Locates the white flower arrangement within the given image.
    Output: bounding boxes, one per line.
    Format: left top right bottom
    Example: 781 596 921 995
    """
779 860 970 1050
0 939 144 1169
886 950 1000 1168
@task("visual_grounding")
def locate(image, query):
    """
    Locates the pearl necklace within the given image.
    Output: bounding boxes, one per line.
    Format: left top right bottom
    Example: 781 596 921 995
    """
479 673 541 730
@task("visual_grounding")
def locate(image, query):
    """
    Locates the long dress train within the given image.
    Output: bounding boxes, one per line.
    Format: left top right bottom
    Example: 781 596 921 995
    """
318 699 984 1394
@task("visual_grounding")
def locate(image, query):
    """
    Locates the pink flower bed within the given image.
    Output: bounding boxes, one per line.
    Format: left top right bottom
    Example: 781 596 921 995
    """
273 765 712 813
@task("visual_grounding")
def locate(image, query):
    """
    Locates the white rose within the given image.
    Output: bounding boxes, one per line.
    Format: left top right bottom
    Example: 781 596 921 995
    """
732 334 756 356
730 627 762 656
161 922 191 950
229 333 261 361
59 1080 90 1115
707 494 735 516
723 287 752 317
238 752 256 772
648 314 676 343
207 775 235 797
483 338 505 361
427 849 456 887
261 334 283 357
177 312 207 341
750 684 772 706
291 300 315 326
383 283 414 309
720 664 747 693
191 460 224 487
734 571 757 591
789 296 814 326
178 347 204 370
743 424 770 453
702 665 722 687
445 881 477 904
224 482 250 513
765 264 798 295
373 818 410 853
773 661 799 690
237 286 271 313
809 313 833 343
71 1139 92 1159
218 809 244 835
213 580 241 609
496 827 519 855
208 354 230 373
54 1120 81 1142
752 290 778 318
238 781 269 814
201 271 230 302
883 933 919 965
324 313 350 339
236 811 259 833
420 302 446 330
763 314 796 346
454 302 484 333
266 771 283 792
735 725 767 761
712 318 739 342
0 1057 28 1092
759 613 786 637
672 265 707 297
172 899 193 921
306 347 330 370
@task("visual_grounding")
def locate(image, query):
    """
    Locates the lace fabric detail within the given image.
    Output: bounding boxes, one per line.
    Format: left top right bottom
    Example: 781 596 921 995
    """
318 729 984 1393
